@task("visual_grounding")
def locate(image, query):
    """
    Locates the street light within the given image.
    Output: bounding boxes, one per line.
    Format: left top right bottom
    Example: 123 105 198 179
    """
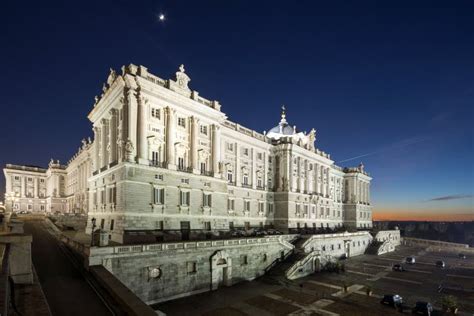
90 217 96 247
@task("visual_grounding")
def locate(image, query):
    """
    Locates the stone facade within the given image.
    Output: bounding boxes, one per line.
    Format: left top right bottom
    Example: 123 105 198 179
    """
84 64 373 243
87 235 296 304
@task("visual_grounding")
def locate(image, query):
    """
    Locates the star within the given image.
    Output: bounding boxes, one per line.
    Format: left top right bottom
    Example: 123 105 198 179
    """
158 13 165 21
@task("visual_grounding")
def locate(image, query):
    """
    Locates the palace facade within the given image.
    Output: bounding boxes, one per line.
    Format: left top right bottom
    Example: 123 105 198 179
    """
3 64 372 243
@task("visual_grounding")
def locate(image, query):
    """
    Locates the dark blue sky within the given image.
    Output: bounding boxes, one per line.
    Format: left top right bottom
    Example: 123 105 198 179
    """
1 0 473 219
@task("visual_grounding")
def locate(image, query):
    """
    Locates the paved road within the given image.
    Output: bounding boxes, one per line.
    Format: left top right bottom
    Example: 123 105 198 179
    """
24 220 112 316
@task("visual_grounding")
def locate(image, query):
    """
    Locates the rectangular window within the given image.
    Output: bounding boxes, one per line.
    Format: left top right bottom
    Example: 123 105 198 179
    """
244 201 250 212
109 187 116 204
40 179 45 183
204 221 211 231
178 157 185 170
227 142 233 151
267 203 274 213
258 202 264 213
153 188 165 204
187 261 197 274
178 117 186 128
227 199 235 211
180 191 190 206
229 221 234 230
200 162 206 173
243 148 249 156
100 219 105 229
40 205 45 211
257 178 262 188
227 172 233 183
200 125 207 135
243 175 249 185
203 193 212 207
257 153 263 160
110 219 115 231
151 151 160 163
101 189 106 205
151 108 160 119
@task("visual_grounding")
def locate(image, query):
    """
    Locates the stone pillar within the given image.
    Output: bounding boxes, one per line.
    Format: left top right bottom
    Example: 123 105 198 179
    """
212 124 221 176
34 177 38 198
263 152 268 190
137 95 148 164
251 149 256 189
109 109 118 164
314 163 319 195
93 126 100 172
306 161 311 193
288 153 293 192
127 89 138 162
368 183 371 204
236 144 241 186
101 119 109 168
166 107 176 169
326 168 330 198
21 176 26 197
190 117 199 171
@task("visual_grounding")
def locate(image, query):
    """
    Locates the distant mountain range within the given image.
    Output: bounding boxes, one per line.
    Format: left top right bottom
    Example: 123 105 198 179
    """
373 221 474 247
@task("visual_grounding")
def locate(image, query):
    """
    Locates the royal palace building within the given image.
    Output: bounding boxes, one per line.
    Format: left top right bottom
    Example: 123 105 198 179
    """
3 64 373 243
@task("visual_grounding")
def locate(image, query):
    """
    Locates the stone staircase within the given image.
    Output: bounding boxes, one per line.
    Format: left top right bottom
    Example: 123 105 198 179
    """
365 240 384 255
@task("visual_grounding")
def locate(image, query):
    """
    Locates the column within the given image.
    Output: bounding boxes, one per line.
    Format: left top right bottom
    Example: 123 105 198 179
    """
21 176 26 197
34 177 38 198
166 107 176 168
137 96 147 164
127 89 138 162
326 168 331 198
288 153 293 192
235 144 241 186
212 124 221 176
306 161 311 193
190 117 198 171
251 149 256 189
368 183 371 204
93 126 100 172
109 109 118 164
101 119 109 168
315 163 320 195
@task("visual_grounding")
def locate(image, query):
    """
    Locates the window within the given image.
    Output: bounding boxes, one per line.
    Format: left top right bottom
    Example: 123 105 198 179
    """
27 177 32 182
267 203 274 213
157 221 164 230
203 193 212 207
229 221 234 230
257 153 263 160
258 202 264 213
338 244 341 249
28 204 32 210
243 175 249 185
110 220 115 231
14 176 20 181
180 191 190 206
204 221 211 231
178 117 186 128
151 108 160 119
263 253 267 262
227 199 235 211
243 148 249 156
227 142 233 151
331 245 334 251
178 157 185 170
100 219 105 229
200 162 206 173
151 151 160 163
244 201 251 212
322 246 326 251
200 125 207 135
109 187 117 204
227 172 233 183
268 156 272 163
40 179 44 183
240 255 248 265
101 189 106 205
153 188 165 204
40 205 45 211
187 262 197 274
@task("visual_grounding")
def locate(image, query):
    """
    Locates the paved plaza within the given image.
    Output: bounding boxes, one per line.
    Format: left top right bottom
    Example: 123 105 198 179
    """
155 245 474 315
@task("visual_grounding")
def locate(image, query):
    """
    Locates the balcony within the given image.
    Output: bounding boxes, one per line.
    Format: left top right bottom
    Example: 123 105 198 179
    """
177 166 193 174
241 183 252 189
200 170 214 177
256 186 265 191
149 160 166 168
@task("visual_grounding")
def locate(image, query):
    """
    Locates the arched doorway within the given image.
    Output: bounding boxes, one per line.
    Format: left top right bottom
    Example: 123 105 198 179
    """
210 250 232 290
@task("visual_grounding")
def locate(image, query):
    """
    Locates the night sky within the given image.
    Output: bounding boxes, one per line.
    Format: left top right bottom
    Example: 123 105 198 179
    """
1 0 473 220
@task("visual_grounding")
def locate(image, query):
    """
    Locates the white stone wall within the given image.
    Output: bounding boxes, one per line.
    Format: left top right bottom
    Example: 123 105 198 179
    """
87 235 296 304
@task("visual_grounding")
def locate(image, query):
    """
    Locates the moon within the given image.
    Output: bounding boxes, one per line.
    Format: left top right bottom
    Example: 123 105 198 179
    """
159 13 165 21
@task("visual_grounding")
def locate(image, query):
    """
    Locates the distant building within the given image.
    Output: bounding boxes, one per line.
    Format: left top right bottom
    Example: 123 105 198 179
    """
3 64 373 243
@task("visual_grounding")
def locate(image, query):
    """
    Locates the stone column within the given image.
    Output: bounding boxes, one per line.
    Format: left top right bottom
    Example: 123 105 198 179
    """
166 107 176 169
34 177 38 198
101 119 109 168
368 183 371 204
263 152 268 190
288 153 293 192
326 168 331 198
109 109 118 164
306 161 311 193
236 144 241 186
251 149 256 189
314 163 319 195
137 95 148 164
190 117 199 171
212 124 221 176
93 126 100 172
21 176 26 197
127 89 138 162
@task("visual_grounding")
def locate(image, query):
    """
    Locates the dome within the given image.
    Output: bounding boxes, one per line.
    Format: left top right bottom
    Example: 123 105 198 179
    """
266 106 303 140
268 123 297 136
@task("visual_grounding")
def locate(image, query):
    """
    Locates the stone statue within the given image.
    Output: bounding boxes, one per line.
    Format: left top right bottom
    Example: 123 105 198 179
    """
81 138 87 149
94 95 99 103
308 128 316 149
125 139 134 162
175 64 191 90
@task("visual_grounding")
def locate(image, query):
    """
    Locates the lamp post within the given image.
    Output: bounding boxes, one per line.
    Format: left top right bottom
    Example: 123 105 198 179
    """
90 217 96 247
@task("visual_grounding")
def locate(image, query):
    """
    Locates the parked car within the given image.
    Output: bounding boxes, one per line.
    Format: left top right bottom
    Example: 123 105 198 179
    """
406 256 416 264
392 264 405 272
412 301 433 315
435 260 446 268
380 294 403 307
458 253 467 259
